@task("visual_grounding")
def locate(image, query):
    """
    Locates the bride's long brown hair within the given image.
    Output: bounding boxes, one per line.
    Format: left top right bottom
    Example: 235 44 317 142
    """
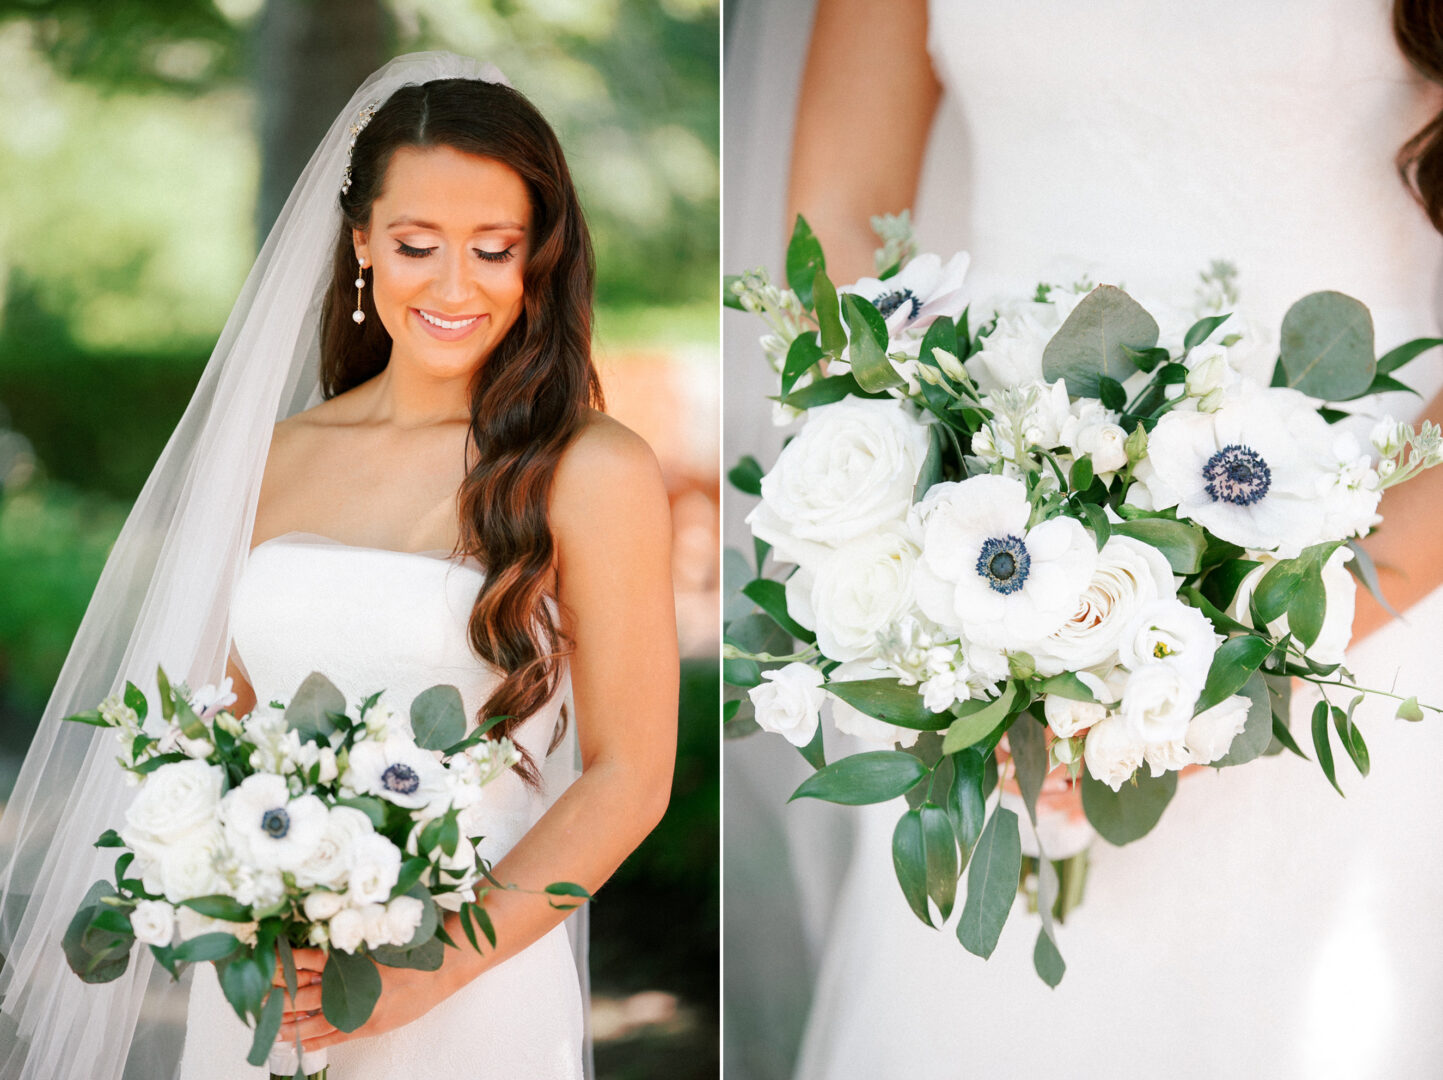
1396 0 1443 232
318 77 602 784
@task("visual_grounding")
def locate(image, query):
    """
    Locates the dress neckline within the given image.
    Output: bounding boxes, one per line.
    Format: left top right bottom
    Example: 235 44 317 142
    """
249 530 481 568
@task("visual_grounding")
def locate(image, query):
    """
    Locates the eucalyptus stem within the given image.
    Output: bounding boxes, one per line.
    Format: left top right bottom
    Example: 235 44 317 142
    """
1300 676 1443 713
721 643 821 664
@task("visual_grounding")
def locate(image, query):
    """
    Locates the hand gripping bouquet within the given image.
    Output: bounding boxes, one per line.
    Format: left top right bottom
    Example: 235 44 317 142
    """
61 670 589 1077
723 214 1441 986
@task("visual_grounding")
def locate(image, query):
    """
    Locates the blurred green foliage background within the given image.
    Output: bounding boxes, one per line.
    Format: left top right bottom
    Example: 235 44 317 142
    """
0 1 717 1076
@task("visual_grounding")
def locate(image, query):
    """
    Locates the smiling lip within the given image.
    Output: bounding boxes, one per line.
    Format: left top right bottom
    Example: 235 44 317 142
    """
411 307 487 341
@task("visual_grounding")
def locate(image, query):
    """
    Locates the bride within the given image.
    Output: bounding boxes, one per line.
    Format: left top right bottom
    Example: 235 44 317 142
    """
727 1 1443 1077
0 52 678 1080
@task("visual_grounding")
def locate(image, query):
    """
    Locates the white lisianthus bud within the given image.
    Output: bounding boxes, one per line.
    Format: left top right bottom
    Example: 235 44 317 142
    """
1184 343 1233 399
214 711 244 737
747 663 826 747
1370 416 1405 457
317 747 339 784
303 890 346 922
971 424 1002 464
932 347 969 384
1187 694 1251 764
915 362 948 388
384 895 425 946
1083 716 1145 791
1050 734 1084 768
328 907 366 954
1042 691 1109 739
130 900 176 947
307 923 329 947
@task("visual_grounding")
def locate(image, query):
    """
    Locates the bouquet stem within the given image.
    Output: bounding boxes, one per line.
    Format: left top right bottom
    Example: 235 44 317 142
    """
1020 849 1090 924
268 1044 327 1079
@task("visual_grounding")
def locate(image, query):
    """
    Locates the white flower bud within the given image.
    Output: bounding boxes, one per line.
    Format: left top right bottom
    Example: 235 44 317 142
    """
1370 416 1405 458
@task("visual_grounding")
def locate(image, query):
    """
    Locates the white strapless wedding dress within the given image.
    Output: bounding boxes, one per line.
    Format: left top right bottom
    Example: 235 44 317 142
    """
796 3 1443 1078
178 533 584 1080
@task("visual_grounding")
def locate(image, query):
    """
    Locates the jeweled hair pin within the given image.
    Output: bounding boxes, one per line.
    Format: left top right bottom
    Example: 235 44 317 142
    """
340 99 381 195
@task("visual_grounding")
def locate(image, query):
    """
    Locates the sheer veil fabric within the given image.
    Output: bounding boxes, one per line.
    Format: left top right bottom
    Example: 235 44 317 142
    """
0 51 589 1080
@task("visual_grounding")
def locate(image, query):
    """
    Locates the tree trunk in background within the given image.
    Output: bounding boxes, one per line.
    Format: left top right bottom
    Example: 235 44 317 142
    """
251 0 392 245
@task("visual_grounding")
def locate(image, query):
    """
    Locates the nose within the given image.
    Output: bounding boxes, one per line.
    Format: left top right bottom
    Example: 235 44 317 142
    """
432 247 474 308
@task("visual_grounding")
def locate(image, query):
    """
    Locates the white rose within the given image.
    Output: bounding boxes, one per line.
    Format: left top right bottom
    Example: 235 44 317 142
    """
825 660 921 749
1032 536 1177 676
303 890 346 922
130 900 175 947
1118 663 1201 745
328 907 365 954
745 399 931 567
155 823 228 904
1187 694 1251 765
1143 738 1192 778
747 663 826 747
1041 672 1111 738
347 833 402 906
294 805 374 890
785 525 919 662
384 895 425 946
360 902 392 949
121 760 224 847
1118 598 1220 686
1083 715 1145 791
1079 422 1130 474
1229 548 1355 666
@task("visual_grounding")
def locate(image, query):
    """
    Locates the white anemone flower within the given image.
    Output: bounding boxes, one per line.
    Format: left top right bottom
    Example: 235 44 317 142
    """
344 737 451 811
219 773 328 873
839 251 970 338
912 474 1097 652
1140 389 1340 556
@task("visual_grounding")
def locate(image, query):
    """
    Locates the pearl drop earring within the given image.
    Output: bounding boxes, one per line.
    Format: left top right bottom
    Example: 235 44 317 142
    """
353 258 367 324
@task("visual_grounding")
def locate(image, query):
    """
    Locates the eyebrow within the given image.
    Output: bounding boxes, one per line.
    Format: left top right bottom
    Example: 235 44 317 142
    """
384 216 525 232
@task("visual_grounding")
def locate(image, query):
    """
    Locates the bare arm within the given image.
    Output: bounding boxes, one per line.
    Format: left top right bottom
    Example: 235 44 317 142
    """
788 0 941 284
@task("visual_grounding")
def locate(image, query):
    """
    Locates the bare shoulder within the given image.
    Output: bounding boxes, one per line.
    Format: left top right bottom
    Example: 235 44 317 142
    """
550 410 668 536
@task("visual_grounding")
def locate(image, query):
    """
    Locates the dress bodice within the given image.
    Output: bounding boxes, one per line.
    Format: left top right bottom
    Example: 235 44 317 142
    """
229 532 568 861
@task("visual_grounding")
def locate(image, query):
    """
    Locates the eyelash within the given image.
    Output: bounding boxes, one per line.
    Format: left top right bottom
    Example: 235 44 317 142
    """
394 241 515 263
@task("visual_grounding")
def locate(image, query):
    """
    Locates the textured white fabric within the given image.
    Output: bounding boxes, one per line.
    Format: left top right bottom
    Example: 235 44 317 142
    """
178 534 583 1079
795 3 1443 1078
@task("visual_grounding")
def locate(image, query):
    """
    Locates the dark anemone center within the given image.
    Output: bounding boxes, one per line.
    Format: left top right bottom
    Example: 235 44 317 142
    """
976 535 1031 595
260 808 290 839
1203 443 1271 506
874 288 921 321
381 762 420 795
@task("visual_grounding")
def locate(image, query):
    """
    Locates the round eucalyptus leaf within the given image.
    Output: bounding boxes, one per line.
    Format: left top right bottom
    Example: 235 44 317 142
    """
1080 769 1178 846
1279 290 1375 400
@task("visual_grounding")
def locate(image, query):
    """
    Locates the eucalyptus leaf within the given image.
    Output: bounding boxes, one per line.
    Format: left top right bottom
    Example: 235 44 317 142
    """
1041 285 1158 397
1346 540 1401 620
956 807 1022 959
1080 769 1178 846
1279 290 1375 400
371 936 445 971
218 951 271 1024
1212 671 1274 768
1033 926 1066 989
245 988 286 1067
410 684 467 751
285 672 345 743
322 949 383 1033
61 881 132 984
1008 715 1048 822
790 751 928 806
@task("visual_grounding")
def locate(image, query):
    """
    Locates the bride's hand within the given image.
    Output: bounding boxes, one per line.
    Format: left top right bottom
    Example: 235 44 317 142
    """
274 946 458 1052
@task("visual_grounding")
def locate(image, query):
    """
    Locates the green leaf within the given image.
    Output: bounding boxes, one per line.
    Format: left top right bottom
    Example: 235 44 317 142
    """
543 882 593 901
1311 700 1345 797
785 216 825 311
1398 696 1425 722
61 881 132 984
1033 927 1066 989
1376 336 1443 375
156 665 175 721
1271 714 1309 759
1184 312 1232 351
778 372 880 409
790 751 928 805
1279 290 1376 400
124 682 148 723
1332 704 1371 778
335 796 387 829
411 685 466 752
742 578 814 643
1195 635 1272 714
919 315 959 371
390 858 430 902
278 936 298 1004
373 936 446 971
824 678 945 730
94 829 125 848
920 804 959 922
947 748 987 854
1078 502 1111 552
780 333 824 397
1080 769 1178 846
1346 540 1401 621
1200 558 1262 611
179 895 253 922
942 683 1023 755
891 808 932 926
172 694 206 741
171 932 242 965
727 455 764 496
245 988 286 1067
1008 715 1048 823
322 949 383 1033
1035 672 1098 703
217 951 270 1023
472 904 498 948
285 671 345 743
912 422 946 504
1213 671 1274 768
1041 284 1158 397
1097 375 1126 413
1111 519 1206 575
1290 566 1328 650
841 293 901 392
1251 542 1340 625
721 274 743 310
131 751 188 775
956 807 1022 959
64 709 108 727
1122 344 1170 374
814 269 846 356
1068 456 1094 494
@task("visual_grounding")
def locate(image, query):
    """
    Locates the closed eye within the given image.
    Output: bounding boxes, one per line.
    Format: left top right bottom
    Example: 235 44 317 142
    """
475 246 516 264
395 241 434 258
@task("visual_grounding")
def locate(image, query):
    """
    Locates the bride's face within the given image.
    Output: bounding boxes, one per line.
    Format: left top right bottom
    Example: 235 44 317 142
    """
355 145 530 379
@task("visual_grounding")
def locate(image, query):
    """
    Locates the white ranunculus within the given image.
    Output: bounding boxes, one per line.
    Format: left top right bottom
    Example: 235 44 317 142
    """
347 833 403 906
303 890 346 922
219 774 328 873
912 474 1097 652
1144 738 1192 778
1187 694 1251 764
1230 548 1356 666
294 805 374 890
343 738 450 811
825 660 921 749
1140 388 1342 557
746 399 931 567
1118 598 1220 686
1041 672 1111 738
328 907 366 954
1032 536 1177 676
130 900 176 947
122 759 224 847
1061 399 1129 475
1083 715 1146 791
384 895 425 946
747 663 826 747
785 525 919 662
839 251 970 337
1118 662 1202 745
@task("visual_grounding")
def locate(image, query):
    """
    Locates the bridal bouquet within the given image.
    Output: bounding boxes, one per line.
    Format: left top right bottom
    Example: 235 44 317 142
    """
723 214 1442 985
62 669 588 1077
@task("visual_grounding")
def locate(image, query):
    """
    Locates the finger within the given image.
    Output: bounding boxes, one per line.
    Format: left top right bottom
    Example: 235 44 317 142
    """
277 1013 337 1043
291 947 329 973
301 1027 354 1053
272 965 324 989
280 985 324 1015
